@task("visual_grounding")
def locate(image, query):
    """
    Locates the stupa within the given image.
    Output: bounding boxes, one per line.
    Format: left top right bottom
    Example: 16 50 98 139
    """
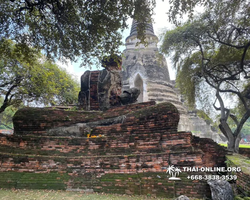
121 19 222 143
121 20 191 131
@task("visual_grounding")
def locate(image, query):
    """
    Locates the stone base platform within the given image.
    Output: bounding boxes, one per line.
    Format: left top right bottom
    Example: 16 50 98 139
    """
0 102 226 198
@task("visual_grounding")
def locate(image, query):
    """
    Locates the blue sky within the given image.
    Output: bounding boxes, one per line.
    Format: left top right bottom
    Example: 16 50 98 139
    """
57 1 176 82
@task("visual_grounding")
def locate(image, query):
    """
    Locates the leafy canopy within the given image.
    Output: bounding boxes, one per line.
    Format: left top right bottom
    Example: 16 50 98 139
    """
0 0 156 66
161 0 250 152
0 39 80 114
161 0 250 109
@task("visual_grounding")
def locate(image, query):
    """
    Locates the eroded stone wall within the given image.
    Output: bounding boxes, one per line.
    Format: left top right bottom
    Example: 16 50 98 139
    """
12 102 155 136
79 69 122 111
0 102 227 198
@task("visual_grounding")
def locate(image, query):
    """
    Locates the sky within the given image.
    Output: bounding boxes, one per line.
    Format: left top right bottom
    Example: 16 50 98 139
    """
57 1 176 83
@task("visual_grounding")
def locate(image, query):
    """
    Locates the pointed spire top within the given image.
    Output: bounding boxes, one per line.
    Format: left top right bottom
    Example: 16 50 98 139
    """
129 20 156 37
129 20 156 38
125 19 158 50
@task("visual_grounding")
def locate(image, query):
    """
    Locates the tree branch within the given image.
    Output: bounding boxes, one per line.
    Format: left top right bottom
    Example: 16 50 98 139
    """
207 30 248 49
0 80 16 88
213 98 220 111
229 114 239 126
0 122 13 130
0 84 19 114
215 84 227 120
240 41 250 73
234 109 250 137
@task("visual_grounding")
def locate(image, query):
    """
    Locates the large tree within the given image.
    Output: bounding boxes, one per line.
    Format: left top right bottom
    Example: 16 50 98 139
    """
1 0 225 66
161 0 250 153
0 39 80 114
0 0 156 65
167 0 248 24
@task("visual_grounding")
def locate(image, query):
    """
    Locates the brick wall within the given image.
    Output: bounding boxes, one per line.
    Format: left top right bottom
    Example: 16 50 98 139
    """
191 136 227 168
0 142 212 198
89 71 100 110
13 101 155 135
237 171 250 195
0 102 227 198
79 68 122 110
226 155 250 196
239 148 250 158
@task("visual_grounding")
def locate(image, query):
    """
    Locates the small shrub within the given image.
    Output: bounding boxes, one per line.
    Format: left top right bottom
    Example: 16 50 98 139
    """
235 196 244 200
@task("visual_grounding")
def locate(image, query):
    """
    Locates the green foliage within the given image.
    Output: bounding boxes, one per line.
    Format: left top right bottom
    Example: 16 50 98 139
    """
0 188 169 200
228 118 250 136
242 120 250 135
220 144 250 148
238 82 250 117
175 52 203 108
168 0 206 24
0 172 70 190
0 97 20 129
101 54 122 69
167 0 249 26
162 1 250 106
235 197 244 200
0 0 156 65
196 110 213 125
161 0 250 152
0 39 80 114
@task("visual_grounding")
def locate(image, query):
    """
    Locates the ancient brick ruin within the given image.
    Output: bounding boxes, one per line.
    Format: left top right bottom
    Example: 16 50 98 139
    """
0 35 248 198
0 99 229 198
0 49 234 198
78 55 122 111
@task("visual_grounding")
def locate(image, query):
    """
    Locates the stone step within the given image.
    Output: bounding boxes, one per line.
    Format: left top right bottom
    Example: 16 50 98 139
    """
147 93 180 102
147 87 177 95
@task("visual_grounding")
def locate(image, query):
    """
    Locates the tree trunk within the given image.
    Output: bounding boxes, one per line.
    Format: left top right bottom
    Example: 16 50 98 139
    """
233 110 250 153
234 133 241 153
0 84 19 114
219 120 235 152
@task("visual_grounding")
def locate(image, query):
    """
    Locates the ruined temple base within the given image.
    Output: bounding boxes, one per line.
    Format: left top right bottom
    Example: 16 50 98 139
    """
0 102 226 198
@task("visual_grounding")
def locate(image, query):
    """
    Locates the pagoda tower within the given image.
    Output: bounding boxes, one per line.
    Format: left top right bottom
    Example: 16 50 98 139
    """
121 19 223 143
121 20 191 131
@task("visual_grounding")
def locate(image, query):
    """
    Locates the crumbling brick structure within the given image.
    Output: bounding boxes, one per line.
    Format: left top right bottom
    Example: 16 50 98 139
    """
78 55 122 111
0 101 227 198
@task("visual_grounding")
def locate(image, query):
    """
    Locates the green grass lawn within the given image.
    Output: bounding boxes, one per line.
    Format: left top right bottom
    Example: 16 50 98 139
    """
0 189 161 200
0 189 202 200
219 143 250 148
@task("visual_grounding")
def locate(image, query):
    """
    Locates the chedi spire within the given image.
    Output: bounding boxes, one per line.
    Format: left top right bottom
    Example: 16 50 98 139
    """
129 19 156 37
125 19 158 50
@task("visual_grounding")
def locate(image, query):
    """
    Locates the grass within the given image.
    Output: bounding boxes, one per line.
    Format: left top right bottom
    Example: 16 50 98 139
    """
219 144 250 148
226 154 250 175
0 189 202 200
